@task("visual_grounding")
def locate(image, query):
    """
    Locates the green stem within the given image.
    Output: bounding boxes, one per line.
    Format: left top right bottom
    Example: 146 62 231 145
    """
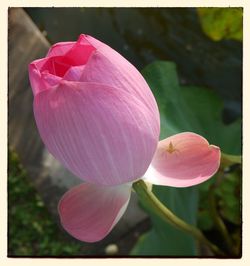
220 153 242 168
133 180 225 256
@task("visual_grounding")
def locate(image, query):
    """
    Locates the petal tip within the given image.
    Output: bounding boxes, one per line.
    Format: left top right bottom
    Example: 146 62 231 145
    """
145 132 222 188
58 183 131 243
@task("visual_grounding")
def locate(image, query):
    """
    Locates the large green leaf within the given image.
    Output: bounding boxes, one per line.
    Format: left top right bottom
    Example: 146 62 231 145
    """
143 61 241 154
181 87 241 154
142 61 197 138
131 61 241 255
197 8 243 42
131 186 198 256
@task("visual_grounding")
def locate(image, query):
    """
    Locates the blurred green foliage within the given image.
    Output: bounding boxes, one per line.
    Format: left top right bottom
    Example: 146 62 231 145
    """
8 150 85 256
198 168 241 231
197 8 243 42
217 170 241 225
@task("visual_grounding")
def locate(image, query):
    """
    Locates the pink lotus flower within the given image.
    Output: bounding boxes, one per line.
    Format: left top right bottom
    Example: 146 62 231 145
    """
29 34 221 242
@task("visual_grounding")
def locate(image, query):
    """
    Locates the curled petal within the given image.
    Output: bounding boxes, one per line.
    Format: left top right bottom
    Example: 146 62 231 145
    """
34 81 159 186
144 132 221 187
41 71 62 87
63 37 96 66
34 37 95 79
29 57 64 95
28 62 48 96
58 183 131 242
46 42 75 57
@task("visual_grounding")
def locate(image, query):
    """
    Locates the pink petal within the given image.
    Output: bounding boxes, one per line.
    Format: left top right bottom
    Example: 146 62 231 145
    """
46 41 75 57
29 60 63 95
32 37 95 79
41 71 62 86
78 34 159 116
45 36 96 76
63 37 96 66
34 81 159 186
30 55 78 82
58 182 131 242
63 65 85 81
30 57 49 72
28 62 47 96
39 56 76 77
144 132 221 187
48 56 71 77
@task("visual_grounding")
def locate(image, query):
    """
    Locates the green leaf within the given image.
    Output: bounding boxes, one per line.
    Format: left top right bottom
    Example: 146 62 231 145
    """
181 86 241 155
143 61 241 154
131 186 198 256
197 8 243 42
131 61 241 255
131 230 164 255
142 61 199 138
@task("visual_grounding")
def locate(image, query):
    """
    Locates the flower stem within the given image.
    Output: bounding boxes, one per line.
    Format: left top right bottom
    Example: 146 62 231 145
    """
220 153 242 168
133 180 225 256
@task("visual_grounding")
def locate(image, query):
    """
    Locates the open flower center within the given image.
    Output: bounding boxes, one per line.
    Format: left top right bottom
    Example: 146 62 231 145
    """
40 43 96 78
